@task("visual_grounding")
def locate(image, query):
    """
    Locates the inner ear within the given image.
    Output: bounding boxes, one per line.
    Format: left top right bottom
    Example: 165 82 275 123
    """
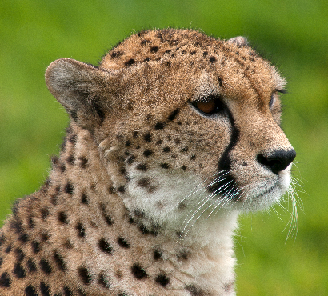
46 58 112 129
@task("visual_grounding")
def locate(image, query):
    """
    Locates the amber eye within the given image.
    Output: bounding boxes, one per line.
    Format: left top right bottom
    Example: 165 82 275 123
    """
194 100 216 114
191 95 226 116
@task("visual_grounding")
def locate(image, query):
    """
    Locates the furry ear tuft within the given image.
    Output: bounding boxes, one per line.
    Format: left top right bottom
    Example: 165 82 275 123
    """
45 58 110 129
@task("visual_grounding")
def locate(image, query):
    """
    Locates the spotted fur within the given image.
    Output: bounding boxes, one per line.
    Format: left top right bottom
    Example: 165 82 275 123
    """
0 29 295 295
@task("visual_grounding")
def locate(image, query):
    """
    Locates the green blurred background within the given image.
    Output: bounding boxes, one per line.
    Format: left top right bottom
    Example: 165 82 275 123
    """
0 0 327 295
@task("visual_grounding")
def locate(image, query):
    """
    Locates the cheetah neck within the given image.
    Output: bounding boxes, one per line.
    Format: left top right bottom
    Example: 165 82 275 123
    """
2 124 238 295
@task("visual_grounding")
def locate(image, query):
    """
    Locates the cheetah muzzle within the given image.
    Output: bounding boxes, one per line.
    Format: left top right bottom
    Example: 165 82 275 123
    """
0 29 296 296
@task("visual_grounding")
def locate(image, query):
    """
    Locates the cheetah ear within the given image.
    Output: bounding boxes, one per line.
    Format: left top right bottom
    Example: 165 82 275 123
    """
227 36 249 47
46 58 115 129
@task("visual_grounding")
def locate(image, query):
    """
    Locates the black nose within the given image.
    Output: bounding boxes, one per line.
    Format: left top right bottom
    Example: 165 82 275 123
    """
257 149 296 175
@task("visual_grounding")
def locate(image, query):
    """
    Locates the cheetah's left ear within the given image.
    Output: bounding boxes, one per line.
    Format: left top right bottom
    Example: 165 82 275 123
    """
46 58 118 129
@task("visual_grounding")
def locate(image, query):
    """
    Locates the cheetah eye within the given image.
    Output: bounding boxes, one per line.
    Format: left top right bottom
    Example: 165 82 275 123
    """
269 94 275 108
270 89 286 109
191 95 226 116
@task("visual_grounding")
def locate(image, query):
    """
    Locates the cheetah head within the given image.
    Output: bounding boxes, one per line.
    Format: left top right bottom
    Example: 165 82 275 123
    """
46 29 295 236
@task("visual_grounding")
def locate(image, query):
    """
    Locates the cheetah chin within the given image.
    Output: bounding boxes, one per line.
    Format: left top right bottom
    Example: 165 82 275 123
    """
0 29 296 296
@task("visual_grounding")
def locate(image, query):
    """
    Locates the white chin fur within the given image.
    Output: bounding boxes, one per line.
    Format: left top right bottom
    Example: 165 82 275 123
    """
239 163 293 212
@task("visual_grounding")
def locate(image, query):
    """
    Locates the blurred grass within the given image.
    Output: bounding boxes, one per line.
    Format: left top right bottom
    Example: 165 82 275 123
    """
0 0 327 295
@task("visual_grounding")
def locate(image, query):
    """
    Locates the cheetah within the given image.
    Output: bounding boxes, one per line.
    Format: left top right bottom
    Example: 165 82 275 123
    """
0 29 296 296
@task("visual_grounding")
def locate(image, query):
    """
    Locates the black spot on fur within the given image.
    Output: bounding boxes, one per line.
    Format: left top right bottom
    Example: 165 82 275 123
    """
66 155 75 165
154 249 162 260
117 185 126 193
218 76 223 87
25 285 37 296
181 165 187 171
41 208 49 220
125 58 135 66
0 235 5 246
138 223 159 236
136 163 147 171
78 266 92 285
54 251 66 271
127 155 136 164
14 248 25 262
117 237 130 248
168 109 180 121
76 222 86 238
125 140 131 147
209 56 216 63
160 163 170 169
41 232 50 242
108 186 116 194
10 218 23 234
69 110 78 122
40 258 52 274
28 217 35 228
155 273 170 287
27 258 37 273
177 249 190 260
60 163 66 172
155 122 165 129
143 149 153 157
150 46 159 53
0 272 11 287
98 272 110 288
65 182 74 195
181 146 189 152
0 257 2 268
69 134 77 143
144 132 152 142
98 238 112 254
81 192 88 204
58 211 69 224
40 282 51 296
79 156 88 168
190 155 196 160
14 263 26 278
137 177 151 188
111 51 123 58
134 209 144 218
5 245 11 253
163 146 171 152
31 241 40 254
19 232 29 243
100 203 114 226
131 263 147 279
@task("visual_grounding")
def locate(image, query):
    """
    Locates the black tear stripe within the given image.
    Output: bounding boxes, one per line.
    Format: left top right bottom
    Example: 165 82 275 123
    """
209 108 240 200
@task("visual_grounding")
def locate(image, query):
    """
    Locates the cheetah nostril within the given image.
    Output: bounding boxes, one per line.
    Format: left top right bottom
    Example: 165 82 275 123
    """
257 149 296 175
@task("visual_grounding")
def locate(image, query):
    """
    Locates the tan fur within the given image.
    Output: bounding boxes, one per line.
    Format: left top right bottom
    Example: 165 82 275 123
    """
0 29 295 295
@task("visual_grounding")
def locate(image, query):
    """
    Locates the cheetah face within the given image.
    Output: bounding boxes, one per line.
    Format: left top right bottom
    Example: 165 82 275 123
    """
46 29 295 233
